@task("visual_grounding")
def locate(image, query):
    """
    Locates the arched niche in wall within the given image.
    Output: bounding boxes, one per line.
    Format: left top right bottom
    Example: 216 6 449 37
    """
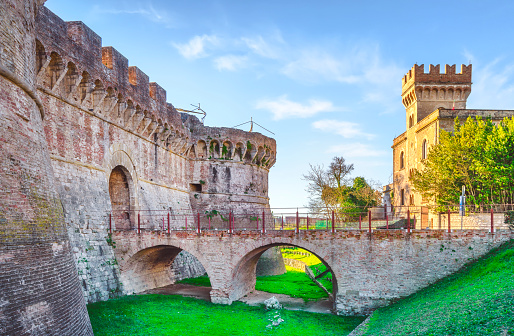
109 165 135 230
105 144 139 229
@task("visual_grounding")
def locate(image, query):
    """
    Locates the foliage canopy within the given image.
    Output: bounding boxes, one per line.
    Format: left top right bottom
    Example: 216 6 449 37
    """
303 156 381 218
410 116 514 207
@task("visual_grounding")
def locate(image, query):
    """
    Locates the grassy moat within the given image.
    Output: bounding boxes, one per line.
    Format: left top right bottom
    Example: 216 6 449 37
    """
88 294 363 336
88 242 514 335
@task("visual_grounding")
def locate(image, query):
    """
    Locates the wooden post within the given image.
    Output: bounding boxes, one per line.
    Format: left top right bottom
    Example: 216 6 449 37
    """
281 216 284 230
359 215 362 230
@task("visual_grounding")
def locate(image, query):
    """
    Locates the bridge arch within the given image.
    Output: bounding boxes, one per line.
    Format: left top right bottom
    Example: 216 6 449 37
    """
119 244 212 295
226 242 338 305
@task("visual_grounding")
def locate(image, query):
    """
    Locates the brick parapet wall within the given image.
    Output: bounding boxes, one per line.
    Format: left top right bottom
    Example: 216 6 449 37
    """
35 6 192 158
402 64 472 94
182 114 277 169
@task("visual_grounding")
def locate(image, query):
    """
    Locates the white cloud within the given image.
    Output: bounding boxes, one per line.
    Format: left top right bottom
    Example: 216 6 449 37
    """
281 44 403 89
172 35 219 60
241 35 282 59
312 119 375 140
256 96 339 120
214 55 248 71
464 55 514 109
282 51 359 83
92 4 174 26
327 143 387 157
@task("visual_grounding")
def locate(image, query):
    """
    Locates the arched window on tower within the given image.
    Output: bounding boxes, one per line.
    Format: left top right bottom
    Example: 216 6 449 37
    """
400 151 405 170
422 139 428 160
409 115 414 128
400 189 405 206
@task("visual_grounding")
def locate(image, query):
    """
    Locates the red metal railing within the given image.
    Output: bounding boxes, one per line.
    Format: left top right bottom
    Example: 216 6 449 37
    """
105 204 513 233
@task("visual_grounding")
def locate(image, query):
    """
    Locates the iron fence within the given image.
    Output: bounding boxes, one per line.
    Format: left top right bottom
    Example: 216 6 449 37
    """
105 204 513 234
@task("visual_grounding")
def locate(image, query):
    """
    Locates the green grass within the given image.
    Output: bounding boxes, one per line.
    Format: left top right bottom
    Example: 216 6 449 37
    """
88 294 364 336
177 275 211 287
178 266 329 301
255 266 329 301
281 248 334 293
281 249 323 266
362 239 514 335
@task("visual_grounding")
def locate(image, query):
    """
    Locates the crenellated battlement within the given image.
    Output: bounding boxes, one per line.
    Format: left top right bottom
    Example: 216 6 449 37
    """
402 64 472 93
35 7 193 156
182 114 277 168
401 63 473 126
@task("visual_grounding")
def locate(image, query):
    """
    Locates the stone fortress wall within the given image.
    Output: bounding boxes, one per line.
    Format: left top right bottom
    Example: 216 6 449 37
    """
30 6 277 304
0 1 94 335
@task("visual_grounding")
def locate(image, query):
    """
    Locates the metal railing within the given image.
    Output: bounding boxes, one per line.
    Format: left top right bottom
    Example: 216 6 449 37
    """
106 205 513 234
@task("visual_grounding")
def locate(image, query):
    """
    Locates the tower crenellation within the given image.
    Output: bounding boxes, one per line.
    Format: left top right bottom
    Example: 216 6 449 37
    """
402 64 472 129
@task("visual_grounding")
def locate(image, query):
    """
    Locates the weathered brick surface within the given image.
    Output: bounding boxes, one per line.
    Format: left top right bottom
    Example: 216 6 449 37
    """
112 229 512 315
26 4 281 305
0 1 93 334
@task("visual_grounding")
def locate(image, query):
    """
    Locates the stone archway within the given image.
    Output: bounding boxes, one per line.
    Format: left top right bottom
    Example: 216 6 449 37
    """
226 243 338 306
116 243 211 295
109 165 134 230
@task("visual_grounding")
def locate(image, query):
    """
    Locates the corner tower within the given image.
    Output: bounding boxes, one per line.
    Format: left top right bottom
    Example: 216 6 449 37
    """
0 1 93 334
401 64 472 129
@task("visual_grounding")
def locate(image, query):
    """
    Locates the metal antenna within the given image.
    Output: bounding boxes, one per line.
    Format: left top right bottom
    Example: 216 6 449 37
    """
233 118 275 135
175 103 207 123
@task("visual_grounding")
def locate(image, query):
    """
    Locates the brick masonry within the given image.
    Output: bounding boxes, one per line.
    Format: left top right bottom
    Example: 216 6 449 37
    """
0 1 93 335
112 229 512 315
27 4 280 306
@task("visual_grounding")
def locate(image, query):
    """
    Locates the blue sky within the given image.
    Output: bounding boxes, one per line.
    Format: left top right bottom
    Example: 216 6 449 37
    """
45 0 514 208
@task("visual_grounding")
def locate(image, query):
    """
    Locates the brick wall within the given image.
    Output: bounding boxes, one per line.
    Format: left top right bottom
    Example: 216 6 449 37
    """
0 1 93 334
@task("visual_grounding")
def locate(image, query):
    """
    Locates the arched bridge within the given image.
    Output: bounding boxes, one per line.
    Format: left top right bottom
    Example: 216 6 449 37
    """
112 229 512 315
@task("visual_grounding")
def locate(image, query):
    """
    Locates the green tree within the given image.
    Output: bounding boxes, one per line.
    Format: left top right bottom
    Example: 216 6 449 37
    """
410 116 514 208
303 156 380 218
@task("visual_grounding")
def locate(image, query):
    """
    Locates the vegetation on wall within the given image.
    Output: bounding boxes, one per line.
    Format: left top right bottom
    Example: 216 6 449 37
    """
410 117 514 208
303 156 381 218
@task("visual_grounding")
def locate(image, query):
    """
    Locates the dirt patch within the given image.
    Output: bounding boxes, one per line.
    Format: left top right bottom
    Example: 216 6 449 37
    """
142 283 212 301
142 284 334 314
239 290 334 314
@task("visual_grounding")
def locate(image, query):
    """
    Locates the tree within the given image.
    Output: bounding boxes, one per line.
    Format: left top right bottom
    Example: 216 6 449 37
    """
410 116 514 208
303 156 381 218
